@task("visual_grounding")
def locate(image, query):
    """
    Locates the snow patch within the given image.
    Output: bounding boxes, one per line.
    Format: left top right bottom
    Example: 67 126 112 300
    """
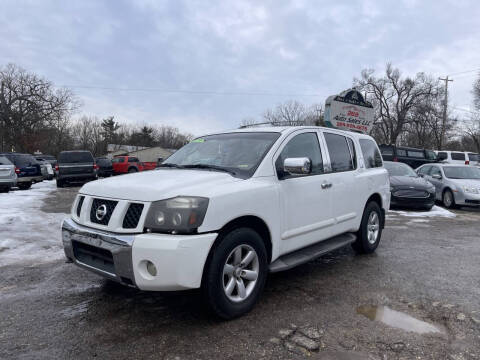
0 181 66 267
389 205 455 218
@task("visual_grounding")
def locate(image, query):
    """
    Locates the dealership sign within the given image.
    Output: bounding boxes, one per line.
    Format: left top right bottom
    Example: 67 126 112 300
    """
324 89 374 133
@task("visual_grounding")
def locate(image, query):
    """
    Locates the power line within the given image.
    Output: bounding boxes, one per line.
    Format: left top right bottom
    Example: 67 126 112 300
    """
452 106 478 115
61 84 321 97
447 67 480 77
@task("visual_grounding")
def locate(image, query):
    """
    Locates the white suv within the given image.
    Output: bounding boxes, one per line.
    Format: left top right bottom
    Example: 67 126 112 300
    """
62 126 390 318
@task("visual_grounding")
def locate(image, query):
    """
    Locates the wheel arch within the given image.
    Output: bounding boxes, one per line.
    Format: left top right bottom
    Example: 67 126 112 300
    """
365 193 385 228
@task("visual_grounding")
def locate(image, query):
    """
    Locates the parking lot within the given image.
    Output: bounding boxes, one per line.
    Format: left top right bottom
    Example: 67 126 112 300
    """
1 181 480 360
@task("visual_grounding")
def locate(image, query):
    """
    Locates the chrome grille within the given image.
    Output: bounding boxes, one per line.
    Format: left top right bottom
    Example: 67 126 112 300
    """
393 189 429 198
76 196 84 217
122 203 144 229
90 199 118 225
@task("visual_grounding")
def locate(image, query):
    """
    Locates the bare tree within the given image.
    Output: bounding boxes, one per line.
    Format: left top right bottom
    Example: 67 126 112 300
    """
0 63 78 152
355 64 439 145
473 73 480 111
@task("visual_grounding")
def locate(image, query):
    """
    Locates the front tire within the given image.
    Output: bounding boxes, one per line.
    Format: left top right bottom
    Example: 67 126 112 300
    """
202 228 268 319
18 182 32 190
442 189 455 209
352 201 383 254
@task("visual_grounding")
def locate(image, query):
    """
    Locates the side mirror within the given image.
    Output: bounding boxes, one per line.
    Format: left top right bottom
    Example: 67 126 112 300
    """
284 157 311 175
432 174 442 180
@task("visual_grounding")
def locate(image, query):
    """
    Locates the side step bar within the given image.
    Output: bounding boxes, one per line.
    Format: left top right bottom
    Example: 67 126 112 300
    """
269 233 356 273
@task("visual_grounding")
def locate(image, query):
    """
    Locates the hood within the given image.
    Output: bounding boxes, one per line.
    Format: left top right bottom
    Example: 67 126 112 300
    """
389 176 433 189
447 178 480 188
80 169 242 201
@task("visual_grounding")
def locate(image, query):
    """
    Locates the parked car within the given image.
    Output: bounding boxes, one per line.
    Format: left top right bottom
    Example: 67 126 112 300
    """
0 152 43 190
112 156 143 174
56 150 98 187
62 126 390 319
417 163 480 208
0 156 17 192
379 144 437 169
36 159 54 180
384 161 435 210
95 157 114 177
435 150 479 166
35 154 57 169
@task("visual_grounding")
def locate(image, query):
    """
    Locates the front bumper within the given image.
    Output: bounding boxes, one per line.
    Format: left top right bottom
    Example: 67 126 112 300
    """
61 218 218 291
390 192 435 209
454 191 480 206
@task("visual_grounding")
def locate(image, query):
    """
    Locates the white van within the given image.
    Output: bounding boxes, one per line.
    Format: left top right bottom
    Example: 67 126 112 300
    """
435 151 480 166
61 126 390 318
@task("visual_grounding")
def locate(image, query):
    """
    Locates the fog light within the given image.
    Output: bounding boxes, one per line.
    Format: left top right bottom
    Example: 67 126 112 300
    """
146 261 157 276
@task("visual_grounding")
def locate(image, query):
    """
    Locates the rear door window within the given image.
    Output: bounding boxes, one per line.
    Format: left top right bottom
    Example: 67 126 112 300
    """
324 133 355 172
451 152 465 161
59 152 94 163
397 149 407 157
359 139 383 168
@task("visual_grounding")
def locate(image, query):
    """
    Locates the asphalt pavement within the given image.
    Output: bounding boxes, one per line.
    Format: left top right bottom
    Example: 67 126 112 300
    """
1 184 479 359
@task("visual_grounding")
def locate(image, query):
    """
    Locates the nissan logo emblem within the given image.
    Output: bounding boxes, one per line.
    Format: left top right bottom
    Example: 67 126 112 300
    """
96 204 108 221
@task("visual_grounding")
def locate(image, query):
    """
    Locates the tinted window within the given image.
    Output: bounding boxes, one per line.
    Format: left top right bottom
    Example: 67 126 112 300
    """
96 158 111 166
425 150 436 160
128 157 137 162
451 152 465 161
407 150 425 158
417 165 431 175
380 147 394 156
276 132 323 177
11 154 37 167
112 157 125 163
468 153 479 162
397 149 407 157
324 133 355 172
59 152 94 163
359 139 383 168
0 156 12 165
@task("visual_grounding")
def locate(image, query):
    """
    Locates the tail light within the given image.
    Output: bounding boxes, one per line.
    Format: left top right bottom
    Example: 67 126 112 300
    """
93 164 99 170
15 167 20 174
55 164 59 171
393 157 398 162
465 160 470 165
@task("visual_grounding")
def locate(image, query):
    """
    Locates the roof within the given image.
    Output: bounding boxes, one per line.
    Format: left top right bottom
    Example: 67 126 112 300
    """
206 126 372 139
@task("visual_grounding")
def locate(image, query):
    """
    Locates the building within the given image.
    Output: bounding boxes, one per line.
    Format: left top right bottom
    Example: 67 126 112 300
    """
107 145 173 162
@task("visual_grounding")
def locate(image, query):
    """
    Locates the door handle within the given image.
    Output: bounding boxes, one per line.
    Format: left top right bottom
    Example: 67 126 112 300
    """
321 182 332 189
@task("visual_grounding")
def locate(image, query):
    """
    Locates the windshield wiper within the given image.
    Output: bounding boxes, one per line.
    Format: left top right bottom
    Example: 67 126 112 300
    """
182 164 237 176
157 163 184 169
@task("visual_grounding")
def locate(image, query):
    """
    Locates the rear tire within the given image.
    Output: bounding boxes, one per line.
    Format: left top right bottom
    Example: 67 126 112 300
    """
128 167 138 173
0 186 10 193
202 228 268 319
18 182 32 190
442 189 455 209
56 179 65 188
352 201 383 254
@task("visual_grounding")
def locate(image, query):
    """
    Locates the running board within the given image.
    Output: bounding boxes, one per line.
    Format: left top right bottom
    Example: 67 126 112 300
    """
269 233 356 273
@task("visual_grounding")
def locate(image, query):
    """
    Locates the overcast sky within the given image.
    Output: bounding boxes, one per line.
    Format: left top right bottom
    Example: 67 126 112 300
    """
2 0 479 135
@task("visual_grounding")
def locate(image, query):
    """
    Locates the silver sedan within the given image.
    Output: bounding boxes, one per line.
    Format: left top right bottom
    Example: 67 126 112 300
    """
416 163 480 208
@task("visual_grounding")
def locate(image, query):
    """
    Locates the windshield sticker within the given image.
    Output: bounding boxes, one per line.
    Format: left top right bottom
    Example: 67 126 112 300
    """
191 138 205 143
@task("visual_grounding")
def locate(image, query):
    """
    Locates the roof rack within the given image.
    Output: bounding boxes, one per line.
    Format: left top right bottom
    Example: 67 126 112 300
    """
238 121 313 129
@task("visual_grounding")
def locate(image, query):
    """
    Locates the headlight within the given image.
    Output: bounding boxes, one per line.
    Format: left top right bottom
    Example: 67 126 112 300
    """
462 186 479 194
144 196 209 234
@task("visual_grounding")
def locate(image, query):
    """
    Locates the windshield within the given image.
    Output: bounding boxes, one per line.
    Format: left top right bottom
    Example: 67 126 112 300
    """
163 132 281 178
59 152 93 163
384 162 417 177
443 166 480 179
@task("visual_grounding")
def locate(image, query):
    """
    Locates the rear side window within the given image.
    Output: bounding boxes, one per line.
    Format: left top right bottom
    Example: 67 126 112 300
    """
112 157 125 163
407 150 425 158
324 133 355 172
128 157 139 163
359 139 383 168
425 150 436 160
12 155 37 167
379 146 394 156
397 149 407 157
59 152 93 163
451 152 465 161
468 153 479 161
275 132 324 177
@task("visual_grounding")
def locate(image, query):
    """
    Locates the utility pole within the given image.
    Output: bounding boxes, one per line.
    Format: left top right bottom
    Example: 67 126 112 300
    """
438 76 453 149
0 80 3 152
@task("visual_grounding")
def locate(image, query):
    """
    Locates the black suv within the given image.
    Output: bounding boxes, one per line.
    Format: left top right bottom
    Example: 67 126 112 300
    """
57 151 98 187
379 145 437 169
95 157 114 177
0 153 43 190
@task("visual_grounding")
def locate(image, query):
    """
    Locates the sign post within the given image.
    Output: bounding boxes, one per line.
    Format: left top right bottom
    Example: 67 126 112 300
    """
324 89 374 133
